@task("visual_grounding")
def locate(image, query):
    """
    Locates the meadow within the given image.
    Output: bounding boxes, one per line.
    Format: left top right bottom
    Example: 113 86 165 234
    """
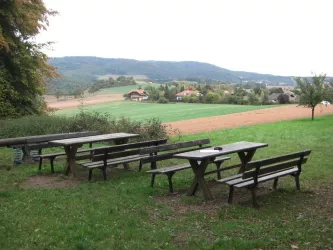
56 101 278 123
98 83 160 93
0 115 332 249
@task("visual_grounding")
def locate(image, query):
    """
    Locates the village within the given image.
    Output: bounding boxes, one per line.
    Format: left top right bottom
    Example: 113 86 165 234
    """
126 82 299 105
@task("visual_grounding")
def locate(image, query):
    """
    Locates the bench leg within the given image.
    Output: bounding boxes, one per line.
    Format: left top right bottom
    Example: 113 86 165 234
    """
151 174 156 187
102 168 107 181
273 178 278 190
50 157 55 174
151 161 157 170
294 174 300 190
215 162 222 179
88 169 93 181
228 186 234 204
38 157 43 170
138 161 143 171
166 172 175 193
251 187 258 207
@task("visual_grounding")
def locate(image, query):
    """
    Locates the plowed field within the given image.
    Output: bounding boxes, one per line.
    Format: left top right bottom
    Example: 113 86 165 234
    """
164 105 333 134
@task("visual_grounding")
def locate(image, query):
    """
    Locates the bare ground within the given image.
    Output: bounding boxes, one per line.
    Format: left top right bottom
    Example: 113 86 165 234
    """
164 105 333 134
44 93 124 110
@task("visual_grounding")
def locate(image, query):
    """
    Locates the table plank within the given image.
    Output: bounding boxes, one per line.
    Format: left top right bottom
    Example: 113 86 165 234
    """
48 133 139 146
173 141 268 160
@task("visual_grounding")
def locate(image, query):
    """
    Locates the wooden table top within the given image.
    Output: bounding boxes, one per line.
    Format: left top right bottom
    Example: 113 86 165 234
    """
48 133 139 146
173 141 268 160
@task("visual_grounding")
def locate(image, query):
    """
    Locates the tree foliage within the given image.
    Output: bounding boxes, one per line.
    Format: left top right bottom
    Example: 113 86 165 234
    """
0 0 58 118
294 74 328 120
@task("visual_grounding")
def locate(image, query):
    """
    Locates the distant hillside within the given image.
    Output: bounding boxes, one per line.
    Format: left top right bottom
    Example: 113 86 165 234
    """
47 56 295 93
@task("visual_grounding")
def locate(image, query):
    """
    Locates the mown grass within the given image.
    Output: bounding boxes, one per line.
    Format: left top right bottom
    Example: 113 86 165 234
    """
0 115 333 249
56 101 279 123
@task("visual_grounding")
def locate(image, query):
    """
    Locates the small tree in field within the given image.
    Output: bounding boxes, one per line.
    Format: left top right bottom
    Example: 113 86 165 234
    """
294 74 326 120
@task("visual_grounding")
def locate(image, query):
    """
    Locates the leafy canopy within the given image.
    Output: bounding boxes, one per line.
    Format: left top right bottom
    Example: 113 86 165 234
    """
0 0 58 118
294 74 330 120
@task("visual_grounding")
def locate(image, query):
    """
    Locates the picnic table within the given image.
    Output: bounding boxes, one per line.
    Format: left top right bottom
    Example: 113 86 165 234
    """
0 131 100 162
48 133 139 176
173 141 268 200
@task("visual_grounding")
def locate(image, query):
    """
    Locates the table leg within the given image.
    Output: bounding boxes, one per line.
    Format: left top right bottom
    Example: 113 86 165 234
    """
64 145 80 177
237 149 256 173
187 159 214 200
22 145 33 163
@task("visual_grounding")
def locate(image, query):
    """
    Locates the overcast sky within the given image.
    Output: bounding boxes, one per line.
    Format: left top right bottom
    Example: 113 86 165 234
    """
37 0 333 76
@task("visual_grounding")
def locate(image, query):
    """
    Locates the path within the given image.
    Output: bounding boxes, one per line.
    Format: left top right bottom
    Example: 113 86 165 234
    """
164 105 333 134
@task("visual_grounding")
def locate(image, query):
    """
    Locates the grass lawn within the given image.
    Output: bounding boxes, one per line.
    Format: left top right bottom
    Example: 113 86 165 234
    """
55 101 278 123
1 115 333 249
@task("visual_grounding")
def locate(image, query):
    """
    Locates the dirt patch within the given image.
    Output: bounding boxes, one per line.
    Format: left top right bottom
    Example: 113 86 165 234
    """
21 174 83 189
44 93 124 110
164 105 333 134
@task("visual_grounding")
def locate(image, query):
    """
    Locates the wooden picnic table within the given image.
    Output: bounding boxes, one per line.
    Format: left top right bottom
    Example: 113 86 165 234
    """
48 133 139 177
0 131 100 162
173 141 268 200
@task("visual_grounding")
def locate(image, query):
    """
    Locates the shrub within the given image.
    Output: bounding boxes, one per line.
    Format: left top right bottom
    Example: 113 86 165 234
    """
0 112 168 141
157 97 169 104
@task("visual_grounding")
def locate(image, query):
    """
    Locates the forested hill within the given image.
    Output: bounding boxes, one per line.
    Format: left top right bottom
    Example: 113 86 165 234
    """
47 56 295 93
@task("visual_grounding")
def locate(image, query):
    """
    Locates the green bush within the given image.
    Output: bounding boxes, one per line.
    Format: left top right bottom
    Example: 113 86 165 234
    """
157 97 169 104
0 112 168 141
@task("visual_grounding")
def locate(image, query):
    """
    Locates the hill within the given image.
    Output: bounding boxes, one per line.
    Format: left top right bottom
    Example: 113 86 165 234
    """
47 56 295 94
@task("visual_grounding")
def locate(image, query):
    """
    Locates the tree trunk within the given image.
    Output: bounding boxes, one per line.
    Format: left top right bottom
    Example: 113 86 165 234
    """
311 107 315 120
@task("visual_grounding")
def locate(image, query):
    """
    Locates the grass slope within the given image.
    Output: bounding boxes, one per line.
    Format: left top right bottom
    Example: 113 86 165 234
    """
56 102 278 123
1 115 333 249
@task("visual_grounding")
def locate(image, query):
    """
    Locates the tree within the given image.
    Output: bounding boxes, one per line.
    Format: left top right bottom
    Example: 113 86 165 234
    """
55 90 63 100
0 0 58 118
268 87 284 95
277 94 290 104
294 74 327 120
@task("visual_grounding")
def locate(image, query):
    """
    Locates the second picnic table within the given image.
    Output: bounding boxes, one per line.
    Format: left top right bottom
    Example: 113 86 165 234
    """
48 133 139 176
173 141 268 200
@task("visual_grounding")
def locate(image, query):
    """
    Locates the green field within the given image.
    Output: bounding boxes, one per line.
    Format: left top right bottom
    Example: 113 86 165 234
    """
56 101 278 123
99 83 160 93
1 115 333 249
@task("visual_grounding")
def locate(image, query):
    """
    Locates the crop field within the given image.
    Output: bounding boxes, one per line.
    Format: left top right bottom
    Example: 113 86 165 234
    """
1 115 332 249
55 101 277 123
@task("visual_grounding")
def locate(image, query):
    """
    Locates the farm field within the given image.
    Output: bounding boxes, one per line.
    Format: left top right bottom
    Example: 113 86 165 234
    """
55 101 278 123
1 115 333 249
99 83 161 93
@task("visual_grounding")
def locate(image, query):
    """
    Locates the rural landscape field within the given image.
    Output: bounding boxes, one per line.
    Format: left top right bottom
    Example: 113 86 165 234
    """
2 1 333 250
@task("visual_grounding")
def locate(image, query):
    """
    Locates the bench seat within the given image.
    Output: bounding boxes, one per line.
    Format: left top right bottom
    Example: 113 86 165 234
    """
76 139 168 180
38 147 95 173
147 156 231 193
217 150 312 207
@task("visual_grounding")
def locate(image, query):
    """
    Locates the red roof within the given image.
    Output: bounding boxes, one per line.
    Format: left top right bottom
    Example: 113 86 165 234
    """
175 90 199 97
128 89 148 95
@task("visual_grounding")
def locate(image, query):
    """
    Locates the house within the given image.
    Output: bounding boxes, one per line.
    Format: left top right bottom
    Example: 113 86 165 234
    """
284 91 298 102
127 89 149 101
268 93 280 103
223 90 231 96
175 90 202 101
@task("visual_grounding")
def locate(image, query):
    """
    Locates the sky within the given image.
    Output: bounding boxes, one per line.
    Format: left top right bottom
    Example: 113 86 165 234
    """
37 0 333 76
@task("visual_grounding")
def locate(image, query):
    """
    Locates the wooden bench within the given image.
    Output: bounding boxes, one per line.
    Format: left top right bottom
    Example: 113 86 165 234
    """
217 150 312 207
38 145 94 173
78 138 168 180
140 139 231 193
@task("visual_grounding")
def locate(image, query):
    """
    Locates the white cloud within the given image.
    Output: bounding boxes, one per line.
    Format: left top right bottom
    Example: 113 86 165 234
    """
37 0 333 76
